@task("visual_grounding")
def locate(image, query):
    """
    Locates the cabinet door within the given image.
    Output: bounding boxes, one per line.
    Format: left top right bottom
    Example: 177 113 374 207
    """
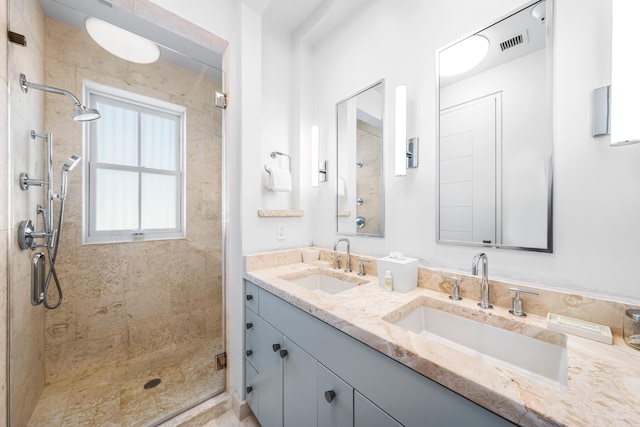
317 364 353 427
257 317 284 427
245 280 260 312
283 338 317 427
245 308 259 371
245 360 259 417
354 391 402 427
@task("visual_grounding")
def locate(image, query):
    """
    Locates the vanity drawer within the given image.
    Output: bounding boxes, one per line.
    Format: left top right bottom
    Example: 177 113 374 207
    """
245 280 260 312
245 308 260 371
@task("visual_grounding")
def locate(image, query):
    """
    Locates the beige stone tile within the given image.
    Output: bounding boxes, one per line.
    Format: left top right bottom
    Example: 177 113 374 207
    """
172 309 207 344
45 328 128 384
44 299 77 346
26 380 72 427
128 315 174 358
75 294 129 341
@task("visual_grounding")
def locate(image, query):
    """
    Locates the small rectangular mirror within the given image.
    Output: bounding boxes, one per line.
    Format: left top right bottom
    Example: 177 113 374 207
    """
336 80 385 237
437 0 553 252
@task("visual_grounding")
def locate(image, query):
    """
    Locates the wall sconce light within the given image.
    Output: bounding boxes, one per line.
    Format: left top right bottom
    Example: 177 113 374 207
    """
593 0 640 146
395 85 407 176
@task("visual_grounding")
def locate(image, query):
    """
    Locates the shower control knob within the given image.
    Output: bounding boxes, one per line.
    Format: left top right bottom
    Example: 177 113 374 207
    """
279 349 288 358
325 390 336 403
246 322 253 330
246 350 253 357
272 343 281 352
246 294 253 301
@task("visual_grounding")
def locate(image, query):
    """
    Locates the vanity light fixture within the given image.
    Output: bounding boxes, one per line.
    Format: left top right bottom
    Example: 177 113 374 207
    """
395 84 407 176
85 17 160 64
439 35 489 77
609 0 640 146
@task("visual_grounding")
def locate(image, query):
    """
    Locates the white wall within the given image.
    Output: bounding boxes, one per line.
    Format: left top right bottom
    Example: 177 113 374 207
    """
304 0 640 303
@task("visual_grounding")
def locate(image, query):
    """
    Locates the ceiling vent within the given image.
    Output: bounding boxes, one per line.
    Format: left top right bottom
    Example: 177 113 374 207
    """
500 30 529 52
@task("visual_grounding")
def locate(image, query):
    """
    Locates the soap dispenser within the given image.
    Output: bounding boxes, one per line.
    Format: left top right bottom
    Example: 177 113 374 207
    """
384 270 393 292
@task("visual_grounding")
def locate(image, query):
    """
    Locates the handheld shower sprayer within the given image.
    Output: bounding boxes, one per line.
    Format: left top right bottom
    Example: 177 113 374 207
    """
60 155 81 199
20 74 101 122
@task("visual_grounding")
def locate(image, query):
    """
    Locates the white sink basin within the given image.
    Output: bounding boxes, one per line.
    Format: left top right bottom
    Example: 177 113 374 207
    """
392 305 568 387
288 274 357 295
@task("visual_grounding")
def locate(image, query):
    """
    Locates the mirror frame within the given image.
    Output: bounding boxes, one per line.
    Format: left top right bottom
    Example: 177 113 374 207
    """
335 79 386 238
435 0 554 253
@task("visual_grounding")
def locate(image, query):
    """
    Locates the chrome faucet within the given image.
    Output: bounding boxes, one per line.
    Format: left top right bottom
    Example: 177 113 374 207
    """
333 238 351 273
471 253 492 309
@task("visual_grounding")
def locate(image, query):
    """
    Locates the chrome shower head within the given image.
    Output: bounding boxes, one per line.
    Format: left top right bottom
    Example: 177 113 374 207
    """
20 74 101 122
62 155 81 173
72 105 101 122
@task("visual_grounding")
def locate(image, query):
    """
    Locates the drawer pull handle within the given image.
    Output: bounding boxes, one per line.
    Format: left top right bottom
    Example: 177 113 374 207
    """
272 343 281 352
246 322 253 330
324 390 336 403
246 294 253 301
279 349 288 358
246 350 253 357
246 386 253 394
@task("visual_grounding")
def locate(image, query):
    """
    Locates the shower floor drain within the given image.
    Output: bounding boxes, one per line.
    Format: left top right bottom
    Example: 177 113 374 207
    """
144 378 161 390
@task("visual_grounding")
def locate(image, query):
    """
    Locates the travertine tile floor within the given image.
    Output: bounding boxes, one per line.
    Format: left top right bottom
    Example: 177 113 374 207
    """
196 410 260 427
27 335 226 426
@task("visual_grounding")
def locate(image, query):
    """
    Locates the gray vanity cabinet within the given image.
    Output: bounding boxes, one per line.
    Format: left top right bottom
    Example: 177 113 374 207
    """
245 308 284 427
354 391 402 427
282 338 317 427
244 280 514 427
317 362 353 427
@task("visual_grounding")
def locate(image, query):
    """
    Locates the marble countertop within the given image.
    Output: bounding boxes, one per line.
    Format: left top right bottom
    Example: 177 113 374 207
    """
244 260 640 427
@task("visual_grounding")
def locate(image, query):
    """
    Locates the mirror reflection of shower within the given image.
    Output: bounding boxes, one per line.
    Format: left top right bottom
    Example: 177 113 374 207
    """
17 74 101 309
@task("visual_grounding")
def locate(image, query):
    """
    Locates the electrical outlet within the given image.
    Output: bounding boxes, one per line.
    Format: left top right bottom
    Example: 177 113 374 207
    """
277 223 286 240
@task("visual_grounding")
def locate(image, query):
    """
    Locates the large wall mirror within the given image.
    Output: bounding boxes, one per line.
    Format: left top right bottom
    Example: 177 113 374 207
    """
437 0 553 252
336 80 385 237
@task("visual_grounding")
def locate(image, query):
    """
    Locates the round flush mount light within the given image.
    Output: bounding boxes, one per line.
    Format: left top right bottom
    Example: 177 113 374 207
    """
85 17 160 64
439 35 490 77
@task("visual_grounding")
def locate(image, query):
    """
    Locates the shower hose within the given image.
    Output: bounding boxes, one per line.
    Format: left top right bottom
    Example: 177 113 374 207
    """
40 197 65 309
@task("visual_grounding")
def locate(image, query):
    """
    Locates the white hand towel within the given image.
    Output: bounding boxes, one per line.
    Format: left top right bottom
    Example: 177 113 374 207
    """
269 168 292 192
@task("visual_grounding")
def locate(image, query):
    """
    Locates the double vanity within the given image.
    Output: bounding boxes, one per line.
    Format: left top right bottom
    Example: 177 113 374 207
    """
243 248 640 426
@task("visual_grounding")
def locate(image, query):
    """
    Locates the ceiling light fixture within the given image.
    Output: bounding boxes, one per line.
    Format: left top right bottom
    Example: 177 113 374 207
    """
439 35 490 77
85 17 160 64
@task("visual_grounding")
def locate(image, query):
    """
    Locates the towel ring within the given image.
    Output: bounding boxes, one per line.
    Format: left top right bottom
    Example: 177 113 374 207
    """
264 151 291 174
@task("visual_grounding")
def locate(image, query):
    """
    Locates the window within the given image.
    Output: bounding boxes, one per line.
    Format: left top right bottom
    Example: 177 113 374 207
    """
84 82 186 244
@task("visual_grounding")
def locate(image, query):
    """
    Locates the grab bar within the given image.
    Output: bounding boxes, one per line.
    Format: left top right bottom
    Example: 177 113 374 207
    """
31 252 45 306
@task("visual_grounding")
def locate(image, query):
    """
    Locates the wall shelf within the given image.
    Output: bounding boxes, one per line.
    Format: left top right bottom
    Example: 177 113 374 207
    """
258 210 304 217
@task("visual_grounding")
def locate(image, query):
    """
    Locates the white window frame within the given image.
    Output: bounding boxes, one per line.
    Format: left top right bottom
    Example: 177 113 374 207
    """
83 81 187 244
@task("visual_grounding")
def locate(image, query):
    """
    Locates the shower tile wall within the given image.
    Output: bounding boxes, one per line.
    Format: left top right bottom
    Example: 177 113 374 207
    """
41 18 223 385
8 0 47 425
0 0 8 423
